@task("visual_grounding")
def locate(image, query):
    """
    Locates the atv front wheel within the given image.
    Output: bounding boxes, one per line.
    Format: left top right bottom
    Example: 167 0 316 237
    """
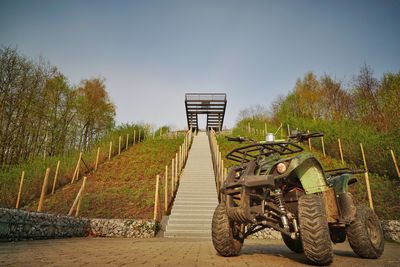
212 202 243 256
298 193 333 265
346 205 384 259
281 233 303 253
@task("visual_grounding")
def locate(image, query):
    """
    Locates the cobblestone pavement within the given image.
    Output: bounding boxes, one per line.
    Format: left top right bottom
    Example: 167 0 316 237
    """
1 238 399 267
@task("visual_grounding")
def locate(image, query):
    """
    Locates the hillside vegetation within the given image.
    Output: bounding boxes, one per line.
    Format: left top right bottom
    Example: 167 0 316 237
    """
272 66 400 179
0 124 153 208
24 134 184 219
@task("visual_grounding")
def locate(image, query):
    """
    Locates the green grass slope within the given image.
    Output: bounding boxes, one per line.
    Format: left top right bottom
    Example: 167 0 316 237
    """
23 135 184 219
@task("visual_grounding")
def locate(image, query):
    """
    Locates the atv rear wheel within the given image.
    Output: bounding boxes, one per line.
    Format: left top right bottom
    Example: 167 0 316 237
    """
346 205 384 259
298 193 333 265
281 233 303 253
212 202 243 256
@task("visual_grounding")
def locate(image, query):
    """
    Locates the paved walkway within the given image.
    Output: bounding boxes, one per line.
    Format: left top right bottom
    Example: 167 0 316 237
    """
1 238 399 266
165 132 218 238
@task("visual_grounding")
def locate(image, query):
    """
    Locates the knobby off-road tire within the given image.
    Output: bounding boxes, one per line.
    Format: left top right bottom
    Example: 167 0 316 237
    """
212 202 243 256
346 205 384 259
298 193 333 265
281 233 303 253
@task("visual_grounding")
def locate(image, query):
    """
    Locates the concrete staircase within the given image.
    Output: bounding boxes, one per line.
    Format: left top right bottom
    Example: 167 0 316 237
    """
164 131 218 239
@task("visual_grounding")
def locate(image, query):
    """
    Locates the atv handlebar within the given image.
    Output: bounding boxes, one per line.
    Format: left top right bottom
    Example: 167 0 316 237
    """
288 131 324 142
225 136 256 143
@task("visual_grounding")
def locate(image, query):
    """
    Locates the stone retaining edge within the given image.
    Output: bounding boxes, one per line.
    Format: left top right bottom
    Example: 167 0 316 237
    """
0 208 157 242
1 208 398 241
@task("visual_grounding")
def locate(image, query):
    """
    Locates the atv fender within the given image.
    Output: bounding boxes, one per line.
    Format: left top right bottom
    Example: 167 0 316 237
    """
289 153 329 194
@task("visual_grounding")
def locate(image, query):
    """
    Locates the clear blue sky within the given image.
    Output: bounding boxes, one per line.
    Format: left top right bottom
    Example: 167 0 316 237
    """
1 0 399 129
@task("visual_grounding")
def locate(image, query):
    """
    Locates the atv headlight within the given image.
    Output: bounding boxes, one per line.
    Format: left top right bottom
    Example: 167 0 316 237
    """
276 162 287 174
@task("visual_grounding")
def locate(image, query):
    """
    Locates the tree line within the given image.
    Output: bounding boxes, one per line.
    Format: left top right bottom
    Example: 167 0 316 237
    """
272 65 400 135
0 47 115 167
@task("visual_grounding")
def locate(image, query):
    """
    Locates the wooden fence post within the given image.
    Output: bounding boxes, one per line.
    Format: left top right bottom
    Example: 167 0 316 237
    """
164 166 168 212
321 137 326 157
133 130 136 144
360 143 374 210
179 146 182 172
126 134 129 150
175 153 178 182
338 139 344 165
71 152 82 184
75 177 88 217
153 175 160 221
171 158 175 196
390 149 400 178
68 176 87 216
220 160 224 187
37 168 50 212
15 171 25 209
51 160 60 194
118 136 122 155
138 130 141 142
95 147 100 171
307 130 312 150
264 122 267 135
108 141 112 160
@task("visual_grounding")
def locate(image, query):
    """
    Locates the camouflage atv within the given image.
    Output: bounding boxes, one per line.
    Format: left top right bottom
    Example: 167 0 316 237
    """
211 131 384 265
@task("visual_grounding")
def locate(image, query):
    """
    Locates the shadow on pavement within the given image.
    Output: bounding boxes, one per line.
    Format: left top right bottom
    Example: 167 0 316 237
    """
241 242 310 265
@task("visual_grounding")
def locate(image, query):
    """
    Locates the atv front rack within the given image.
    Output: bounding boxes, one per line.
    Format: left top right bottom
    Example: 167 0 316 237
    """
226 141 303 163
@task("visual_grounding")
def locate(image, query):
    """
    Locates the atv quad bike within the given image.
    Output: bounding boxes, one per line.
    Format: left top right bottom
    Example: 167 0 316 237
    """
211 131 384 265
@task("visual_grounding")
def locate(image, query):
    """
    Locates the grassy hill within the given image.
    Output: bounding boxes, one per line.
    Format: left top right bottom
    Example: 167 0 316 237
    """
24 135 184 219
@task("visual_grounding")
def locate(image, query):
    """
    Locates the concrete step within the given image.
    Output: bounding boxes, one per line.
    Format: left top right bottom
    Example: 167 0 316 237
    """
168 218 212 224
167 224 211 231
165 132 217 239
173 200 218 205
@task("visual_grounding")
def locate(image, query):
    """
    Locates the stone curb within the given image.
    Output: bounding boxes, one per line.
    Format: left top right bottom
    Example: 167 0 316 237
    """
0 208 156 242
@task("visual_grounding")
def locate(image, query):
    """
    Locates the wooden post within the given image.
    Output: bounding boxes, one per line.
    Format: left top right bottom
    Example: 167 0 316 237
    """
171 158 175 196
179 146 182 171
138 130 141 142
287 124 290 137
126 134 129 150
95 147 100 171
390 149 400 178
164 165 168 212
71 152 82 184
224 168 227 183
360 143 374 210
264 122 267 135
108 141 112 160
153 175 160 221
321 137 326 158
307 130 311 150
133 130 136 144
118 136 121 155
220 160 224 186
68 176 87 216
15 171 25 209
51 160 60 194
219 151 222 184
338 139 344 165
75 177 87 217
37 168 50 212
175 153 178 182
